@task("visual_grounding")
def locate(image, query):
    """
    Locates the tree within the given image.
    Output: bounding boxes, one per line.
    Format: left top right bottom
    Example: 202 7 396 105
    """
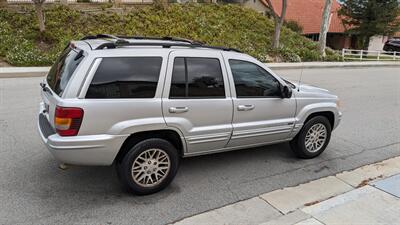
339 0 400 50
265 0 288 49
319 0 333 57
33 0 46 33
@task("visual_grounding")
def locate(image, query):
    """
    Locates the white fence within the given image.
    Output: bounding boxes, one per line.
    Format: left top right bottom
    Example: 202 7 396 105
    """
342 49 400 61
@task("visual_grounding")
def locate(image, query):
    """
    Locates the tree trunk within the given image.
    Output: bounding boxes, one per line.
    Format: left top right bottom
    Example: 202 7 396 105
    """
269 0 287 49
272 17 283 49
34 2 45 33
0 0 7 8
319 0 333 58
363 36 371 50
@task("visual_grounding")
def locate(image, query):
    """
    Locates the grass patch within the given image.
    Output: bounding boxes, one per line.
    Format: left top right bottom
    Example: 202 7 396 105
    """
0 4 339 66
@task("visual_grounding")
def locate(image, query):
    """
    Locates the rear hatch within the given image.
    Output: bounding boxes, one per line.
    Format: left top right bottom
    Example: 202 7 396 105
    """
40 45 85 129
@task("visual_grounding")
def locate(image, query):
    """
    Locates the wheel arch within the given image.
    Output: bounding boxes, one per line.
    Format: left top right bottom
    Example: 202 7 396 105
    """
114 129 186 164
296 102 339 129
303 111 335 129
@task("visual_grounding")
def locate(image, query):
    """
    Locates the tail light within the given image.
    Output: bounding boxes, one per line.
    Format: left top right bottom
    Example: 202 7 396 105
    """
54 106 84 136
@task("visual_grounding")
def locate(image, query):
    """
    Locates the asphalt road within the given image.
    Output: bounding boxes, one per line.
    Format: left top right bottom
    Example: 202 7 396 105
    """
1 67 399 225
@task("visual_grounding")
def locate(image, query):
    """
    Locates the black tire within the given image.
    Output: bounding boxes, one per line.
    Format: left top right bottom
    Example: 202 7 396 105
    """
290 116 332 159
116 138 180 195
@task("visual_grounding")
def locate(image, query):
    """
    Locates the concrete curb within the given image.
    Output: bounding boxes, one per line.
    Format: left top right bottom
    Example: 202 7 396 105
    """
171 156 400 225
1 62 399 78
267 61 400 70
0 67 49 78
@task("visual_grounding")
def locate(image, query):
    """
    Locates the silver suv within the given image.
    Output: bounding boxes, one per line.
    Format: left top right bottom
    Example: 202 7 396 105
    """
38 35 342 195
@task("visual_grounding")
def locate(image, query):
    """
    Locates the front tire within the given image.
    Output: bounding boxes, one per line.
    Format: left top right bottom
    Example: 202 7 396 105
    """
290 116 332 159
116 138 180 195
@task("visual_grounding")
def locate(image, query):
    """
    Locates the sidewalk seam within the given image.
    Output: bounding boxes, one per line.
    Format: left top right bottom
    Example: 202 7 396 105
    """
257 196 285 215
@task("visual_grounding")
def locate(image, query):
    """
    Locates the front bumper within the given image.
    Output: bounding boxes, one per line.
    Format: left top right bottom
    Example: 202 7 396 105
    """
37 113 128 166
334 111 342 130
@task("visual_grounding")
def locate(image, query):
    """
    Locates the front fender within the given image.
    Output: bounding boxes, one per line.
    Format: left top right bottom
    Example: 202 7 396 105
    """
296 102 341 131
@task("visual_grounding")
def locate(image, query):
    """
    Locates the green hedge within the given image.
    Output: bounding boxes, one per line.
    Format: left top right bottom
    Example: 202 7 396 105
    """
0 4 339 66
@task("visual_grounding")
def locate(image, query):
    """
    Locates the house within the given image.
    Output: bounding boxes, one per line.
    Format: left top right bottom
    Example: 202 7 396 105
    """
241 0 356 50
242 0 400 51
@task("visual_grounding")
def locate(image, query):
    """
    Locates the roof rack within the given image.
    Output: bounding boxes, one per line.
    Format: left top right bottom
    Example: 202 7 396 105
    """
81 34 202 44
96 41 242 52
80 34 242 53
116 35 204 45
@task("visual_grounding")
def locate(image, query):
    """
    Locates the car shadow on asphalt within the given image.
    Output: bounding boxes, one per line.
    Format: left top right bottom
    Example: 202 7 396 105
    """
33 143 297 195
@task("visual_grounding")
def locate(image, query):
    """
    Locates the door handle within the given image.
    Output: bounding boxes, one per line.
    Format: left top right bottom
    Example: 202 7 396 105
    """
169 106 189 113
237 104 255 111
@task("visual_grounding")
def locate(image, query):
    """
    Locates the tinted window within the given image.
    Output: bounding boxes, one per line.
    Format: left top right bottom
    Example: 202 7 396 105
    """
86 57 162 98
47 47 84 96
170 58 187 98
170 57 225 98
229 59 281 98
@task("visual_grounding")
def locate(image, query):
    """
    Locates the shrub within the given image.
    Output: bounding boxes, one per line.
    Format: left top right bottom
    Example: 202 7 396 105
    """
6 40 55 66
0 4 339 66
284 20 303 34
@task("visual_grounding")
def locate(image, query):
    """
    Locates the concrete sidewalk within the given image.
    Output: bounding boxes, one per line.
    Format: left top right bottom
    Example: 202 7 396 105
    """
171 156 400 225
1 61 399 78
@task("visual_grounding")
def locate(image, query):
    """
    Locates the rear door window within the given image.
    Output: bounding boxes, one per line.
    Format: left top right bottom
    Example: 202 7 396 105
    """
47 47 84 96
169 57 225 98
86 57 162 98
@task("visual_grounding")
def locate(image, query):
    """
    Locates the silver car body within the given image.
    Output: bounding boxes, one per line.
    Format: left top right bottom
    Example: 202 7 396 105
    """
38 39 342 166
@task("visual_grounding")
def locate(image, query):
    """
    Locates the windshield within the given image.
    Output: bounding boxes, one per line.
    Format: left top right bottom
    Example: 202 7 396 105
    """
46 47 84 96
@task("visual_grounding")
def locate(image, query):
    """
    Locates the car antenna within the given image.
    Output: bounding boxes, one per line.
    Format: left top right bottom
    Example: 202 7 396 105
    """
297 61 304 92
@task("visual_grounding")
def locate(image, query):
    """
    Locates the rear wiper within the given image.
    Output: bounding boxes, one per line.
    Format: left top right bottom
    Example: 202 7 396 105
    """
40 82 53 96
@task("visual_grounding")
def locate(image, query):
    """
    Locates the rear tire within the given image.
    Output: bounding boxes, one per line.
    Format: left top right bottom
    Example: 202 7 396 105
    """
116 138 179 195
290 116 332 159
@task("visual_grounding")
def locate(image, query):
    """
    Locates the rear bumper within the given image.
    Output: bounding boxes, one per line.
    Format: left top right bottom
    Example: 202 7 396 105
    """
37 113 128 166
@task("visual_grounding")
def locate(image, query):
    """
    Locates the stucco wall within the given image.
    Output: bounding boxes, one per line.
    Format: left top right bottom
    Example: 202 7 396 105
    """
243 0 268 15
368 35 389 51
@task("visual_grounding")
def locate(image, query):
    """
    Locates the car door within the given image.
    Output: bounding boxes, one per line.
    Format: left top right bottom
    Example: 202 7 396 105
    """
162 50 233 154
224 55 296 148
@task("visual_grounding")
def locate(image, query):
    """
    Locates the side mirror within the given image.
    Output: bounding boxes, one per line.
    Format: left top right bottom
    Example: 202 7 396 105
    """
281 85 292 98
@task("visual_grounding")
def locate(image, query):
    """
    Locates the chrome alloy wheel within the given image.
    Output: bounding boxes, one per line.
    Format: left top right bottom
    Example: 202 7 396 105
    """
131 148 171 187
304 123 327 153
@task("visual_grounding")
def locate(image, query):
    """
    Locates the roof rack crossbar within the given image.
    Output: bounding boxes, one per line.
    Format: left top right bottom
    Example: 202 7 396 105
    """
81 34 129 44
94 41 242 53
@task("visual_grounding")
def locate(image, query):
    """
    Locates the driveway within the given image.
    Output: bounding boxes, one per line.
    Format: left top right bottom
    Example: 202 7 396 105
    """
0 67 399 225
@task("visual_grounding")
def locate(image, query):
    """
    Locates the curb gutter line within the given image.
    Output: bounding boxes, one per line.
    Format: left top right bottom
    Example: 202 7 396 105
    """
1 62 400 78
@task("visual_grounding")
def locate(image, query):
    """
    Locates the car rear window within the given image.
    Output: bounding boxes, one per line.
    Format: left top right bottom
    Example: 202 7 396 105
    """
47 47 84 96
85 57 162 99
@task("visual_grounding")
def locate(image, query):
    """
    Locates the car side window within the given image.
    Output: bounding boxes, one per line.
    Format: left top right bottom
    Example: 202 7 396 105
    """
86 57 162 98
170 57 225 98
229 59 281 98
